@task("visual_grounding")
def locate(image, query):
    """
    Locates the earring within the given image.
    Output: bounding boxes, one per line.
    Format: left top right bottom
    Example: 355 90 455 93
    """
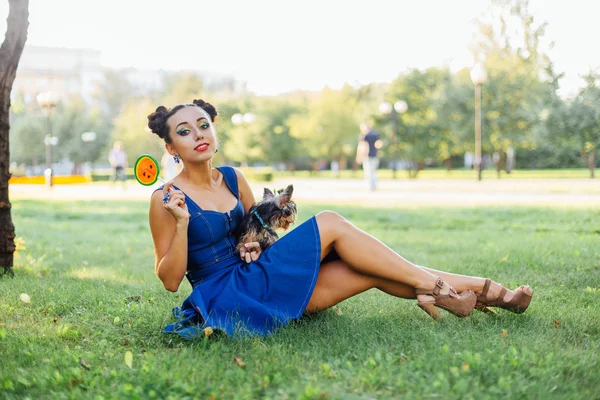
173 155 180 163
215 148 219 153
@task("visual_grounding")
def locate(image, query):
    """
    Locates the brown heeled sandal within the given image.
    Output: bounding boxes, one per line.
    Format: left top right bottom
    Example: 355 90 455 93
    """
475 279 532 314
416 278 478 319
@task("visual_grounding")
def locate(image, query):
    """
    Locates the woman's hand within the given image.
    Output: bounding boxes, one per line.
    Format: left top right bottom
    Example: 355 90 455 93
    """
162 181 189 224
240 242 262 263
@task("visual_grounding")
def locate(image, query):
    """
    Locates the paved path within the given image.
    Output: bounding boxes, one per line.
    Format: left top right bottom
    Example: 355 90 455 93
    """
10 177 600 207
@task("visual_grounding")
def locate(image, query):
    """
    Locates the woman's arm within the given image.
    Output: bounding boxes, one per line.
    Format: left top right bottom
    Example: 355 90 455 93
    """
234 168 256 213
149 184 189 292
233 168 262 262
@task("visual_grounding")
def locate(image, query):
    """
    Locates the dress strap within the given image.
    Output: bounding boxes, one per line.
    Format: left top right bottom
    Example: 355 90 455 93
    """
217 166 239 199
152 185 165 196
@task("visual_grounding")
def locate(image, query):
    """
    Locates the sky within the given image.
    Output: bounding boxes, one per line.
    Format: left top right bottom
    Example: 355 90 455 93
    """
1 0 599 96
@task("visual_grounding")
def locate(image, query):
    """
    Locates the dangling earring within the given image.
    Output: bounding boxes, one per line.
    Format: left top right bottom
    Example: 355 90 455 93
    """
173 155 180 163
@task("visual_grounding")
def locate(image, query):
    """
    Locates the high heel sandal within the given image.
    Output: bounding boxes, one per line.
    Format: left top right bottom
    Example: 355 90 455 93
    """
416 278 477 319
475 279 532 314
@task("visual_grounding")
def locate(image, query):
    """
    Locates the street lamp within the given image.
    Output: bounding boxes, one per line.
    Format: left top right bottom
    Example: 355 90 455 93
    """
379 100 408 179
470 62 487 181
37 91 59 187
231 112 255 125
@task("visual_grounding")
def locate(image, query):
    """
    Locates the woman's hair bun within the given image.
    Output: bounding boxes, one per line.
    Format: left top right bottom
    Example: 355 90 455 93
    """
147 106 169 139
192 99 218 122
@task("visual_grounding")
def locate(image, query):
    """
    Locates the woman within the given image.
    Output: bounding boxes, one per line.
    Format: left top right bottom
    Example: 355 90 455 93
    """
147 99 533 338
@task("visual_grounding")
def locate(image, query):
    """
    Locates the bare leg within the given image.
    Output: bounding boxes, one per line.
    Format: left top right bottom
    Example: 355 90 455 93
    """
314 211 477 318
306 259 416 313
316 211 439 289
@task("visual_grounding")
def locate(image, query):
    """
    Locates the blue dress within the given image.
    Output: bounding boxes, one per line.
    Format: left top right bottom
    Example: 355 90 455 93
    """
158 166 322 338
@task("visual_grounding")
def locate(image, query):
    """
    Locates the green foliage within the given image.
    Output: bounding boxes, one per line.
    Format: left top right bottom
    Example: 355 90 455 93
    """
9 98 108 167
9 116 46 165
111 98 165 166
1 199 599 398
386 68 454 171
289 85 359 163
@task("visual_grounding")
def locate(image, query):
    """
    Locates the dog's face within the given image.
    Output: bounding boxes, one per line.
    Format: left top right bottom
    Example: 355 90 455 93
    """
256 184 297 230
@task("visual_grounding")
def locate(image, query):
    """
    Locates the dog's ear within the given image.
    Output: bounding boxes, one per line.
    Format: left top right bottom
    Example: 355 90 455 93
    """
278 185 294 206
263 188 275 199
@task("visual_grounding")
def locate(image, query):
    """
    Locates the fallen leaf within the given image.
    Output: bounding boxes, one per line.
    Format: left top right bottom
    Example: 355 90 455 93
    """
554 320 560 328
123 338 130 345
234 356 246 368
20 293 31 303
124 351 133 369
53 316 59 324
335 308 343 316
461 363 470 372
501 329 508 337
203 327 214 337
501 255 509 262
79 357 90 370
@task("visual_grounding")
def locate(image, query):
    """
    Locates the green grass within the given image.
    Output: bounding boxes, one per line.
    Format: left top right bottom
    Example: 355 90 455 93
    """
275 168 594 180
1 200 599 399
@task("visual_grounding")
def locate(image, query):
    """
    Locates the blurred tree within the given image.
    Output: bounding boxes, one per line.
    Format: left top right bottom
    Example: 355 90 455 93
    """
385 68 452 178
161 72 205 106
10 98 108 171
469 0 550 178
254 97 303 168
288 85 358 171
567 71 600 178
0 0 28 276
51 98 108 170
112 98 165 166
94 68 138 123
9 115 45 165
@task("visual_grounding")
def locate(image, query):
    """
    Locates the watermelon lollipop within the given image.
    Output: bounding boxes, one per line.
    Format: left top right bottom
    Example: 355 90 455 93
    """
134 154 163 186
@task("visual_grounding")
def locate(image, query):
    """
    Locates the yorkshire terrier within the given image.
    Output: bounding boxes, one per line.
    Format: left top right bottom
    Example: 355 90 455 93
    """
235 185 297 254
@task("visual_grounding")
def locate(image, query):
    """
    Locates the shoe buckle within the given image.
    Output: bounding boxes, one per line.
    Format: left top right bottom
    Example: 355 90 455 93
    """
436 278 444 289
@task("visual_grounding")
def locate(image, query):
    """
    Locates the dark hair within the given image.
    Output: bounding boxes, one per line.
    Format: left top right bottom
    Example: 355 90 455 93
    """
147 99 218 143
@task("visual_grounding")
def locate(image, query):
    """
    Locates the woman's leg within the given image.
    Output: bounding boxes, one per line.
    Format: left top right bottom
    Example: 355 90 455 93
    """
314 211 531 308
316 211 437 289
306 259 416 313
314 211 477 318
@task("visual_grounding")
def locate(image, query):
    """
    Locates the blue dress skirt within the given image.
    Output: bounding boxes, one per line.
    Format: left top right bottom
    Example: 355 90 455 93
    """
159 166 322 338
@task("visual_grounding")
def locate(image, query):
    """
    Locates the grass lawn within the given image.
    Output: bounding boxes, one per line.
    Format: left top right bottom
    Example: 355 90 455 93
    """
1 200 599 399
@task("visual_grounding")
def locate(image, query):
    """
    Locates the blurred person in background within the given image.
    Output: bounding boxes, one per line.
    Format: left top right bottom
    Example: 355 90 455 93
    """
108 141 128 187
356 123 382 191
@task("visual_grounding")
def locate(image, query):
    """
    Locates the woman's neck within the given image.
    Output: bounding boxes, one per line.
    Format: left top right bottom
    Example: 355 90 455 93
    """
179 161 216 190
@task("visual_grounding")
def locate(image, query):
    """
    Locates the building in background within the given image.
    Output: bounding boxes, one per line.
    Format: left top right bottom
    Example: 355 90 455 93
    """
11 45 245 106
12 45 103 104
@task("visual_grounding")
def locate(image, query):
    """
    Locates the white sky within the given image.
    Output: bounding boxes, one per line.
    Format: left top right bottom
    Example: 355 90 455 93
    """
1 0 598 96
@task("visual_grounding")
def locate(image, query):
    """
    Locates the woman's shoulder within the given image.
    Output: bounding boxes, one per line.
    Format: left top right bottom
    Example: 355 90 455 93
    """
216 165 246 180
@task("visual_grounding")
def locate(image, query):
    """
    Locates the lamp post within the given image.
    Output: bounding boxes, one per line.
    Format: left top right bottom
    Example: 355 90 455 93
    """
379 100 408 179
37 91 59 187
470 63 487 181
231 112 256 126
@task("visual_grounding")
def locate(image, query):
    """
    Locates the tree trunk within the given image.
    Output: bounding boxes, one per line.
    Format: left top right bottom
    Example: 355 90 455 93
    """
0 0 29 276
588 151 595 179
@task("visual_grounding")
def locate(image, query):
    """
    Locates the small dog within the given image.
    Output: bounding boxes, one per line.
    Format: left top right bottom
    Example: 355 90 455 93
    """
235 185 297 254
